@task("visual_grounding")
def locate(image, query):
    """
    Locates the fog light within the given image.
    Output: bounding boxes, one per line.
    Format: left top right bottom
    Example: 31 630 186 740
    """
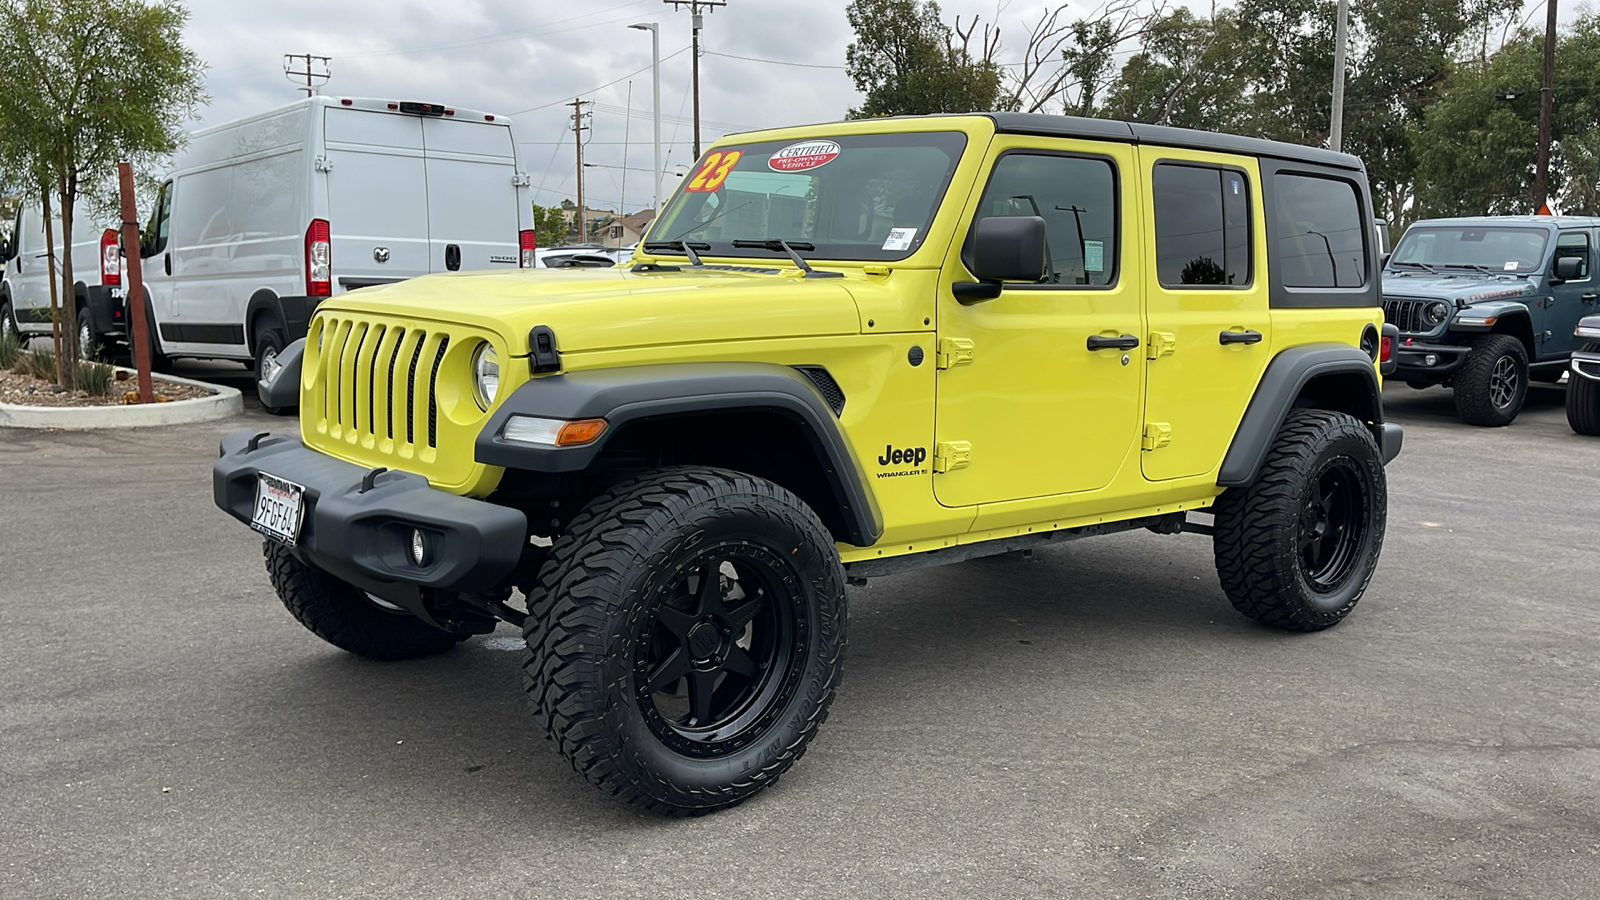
1424 353 1439 366
410 529 429 566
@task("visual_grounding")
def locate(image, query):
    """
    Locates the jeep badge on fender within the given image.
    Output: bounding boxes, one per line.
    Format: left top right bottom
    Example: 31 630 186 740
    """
212 111 1401 817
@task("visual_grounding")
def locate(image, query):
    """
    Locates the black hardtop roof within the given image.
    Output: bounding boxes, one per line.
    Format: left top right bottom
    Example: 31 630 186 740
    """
982 113 1364 172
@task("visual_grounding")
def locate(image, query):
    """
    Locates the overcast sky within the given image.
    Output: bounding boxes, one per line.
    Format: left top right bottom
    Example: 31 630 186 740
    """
182 0 1558 216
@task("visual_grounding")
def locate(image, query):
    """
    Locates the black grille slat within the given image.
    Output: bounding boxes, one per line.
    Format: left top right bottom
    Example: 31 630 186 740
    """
405 332 427 446
386 329 406 440
427 337 449 448
1382 298 1434 334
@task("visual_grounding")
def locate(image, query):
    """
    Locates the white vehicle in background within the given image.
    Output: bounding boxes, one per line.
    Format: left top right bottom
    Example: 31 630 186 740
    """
136 95 536 392
0 200 126 358
534 245 617 268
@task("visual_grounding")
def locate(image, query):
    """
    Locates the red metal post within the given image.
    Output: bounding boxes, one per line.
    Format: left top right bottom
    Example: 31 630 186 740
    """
116 162 154 404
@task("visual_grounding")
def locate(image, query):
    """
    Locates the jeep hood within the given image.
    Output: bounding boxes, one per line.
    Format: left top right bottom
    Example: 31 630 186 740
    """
1381 272 1540 307
314 266 863 354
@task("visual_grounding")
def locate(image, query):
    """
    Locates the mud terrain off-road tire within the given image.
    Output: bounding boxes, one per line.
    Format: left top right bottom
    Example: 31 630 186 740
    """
264 540 469 660
522 467 847 815
1454 334 1528 427
1567 345 1600 436
1212 409 1387 632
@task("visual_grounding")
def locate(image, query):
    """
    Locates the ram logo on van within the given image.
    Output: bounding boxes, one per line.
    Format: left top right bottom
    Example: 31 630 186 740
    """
373 247 390 263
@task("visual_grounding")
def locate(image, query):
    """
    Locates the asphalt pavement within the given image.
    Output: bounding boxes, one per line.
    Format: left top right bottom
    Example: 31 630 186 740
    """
2 379 1598 899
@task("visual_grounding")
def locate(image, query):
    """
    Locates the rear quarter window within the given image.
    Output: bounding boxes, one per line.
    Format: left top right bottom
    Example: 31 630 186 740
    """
1272 173 1368 289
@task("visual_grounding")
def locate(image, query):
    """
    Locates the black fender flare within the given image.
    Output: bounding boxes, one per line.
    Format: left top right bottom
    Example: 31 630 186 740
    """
1218 343 1395 487
246 291 324 352
475 363 884 546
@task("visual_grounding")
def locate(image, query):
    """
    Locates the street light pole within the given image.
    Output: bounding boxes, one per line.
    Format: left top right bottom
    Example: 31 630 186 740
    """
1329 0 1349 153
630 22 662 217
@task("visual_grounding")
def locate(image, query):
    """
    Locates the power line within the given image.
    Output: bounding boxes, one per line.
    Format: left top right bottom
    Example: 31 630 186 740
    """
507 47 689 116
702 50 845 70
337 1 657 60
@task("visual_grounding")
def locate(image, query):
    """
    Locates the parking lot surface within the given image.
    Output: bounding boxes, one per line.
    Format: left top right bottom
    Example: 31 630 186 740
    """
2 380 1597 898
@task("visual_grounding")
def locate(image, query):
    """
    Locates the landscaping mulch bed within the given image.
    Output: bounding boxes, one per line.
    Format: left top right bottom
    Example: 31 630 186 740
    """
0 367 213 407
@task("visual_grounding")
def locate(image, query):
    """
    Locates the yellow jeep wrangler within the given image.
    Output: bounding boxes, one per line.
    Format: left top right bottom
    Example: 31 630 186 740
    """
215 113 1403 814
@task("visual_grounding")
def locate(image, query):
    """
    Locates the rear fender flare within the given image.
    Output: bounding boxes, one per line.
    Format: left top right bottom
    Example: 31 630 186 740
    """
1219 343 1388 487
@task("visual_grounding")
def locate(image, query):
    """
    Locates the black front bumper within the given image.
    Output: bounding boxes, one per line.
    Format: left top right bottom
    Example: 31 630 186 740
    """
213 431 528 599
1391 340 1470 382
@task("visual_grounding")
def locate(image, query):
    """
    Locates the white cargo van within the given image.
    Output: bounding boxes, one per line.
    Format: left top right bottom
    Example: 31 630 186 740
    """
1 200 125 358
137 95 535 377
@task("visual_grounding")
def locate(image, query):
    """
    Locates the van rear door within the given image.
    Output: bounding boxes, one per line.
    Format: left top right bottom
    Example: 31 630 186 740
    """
420 117 521 274
322 107 431 292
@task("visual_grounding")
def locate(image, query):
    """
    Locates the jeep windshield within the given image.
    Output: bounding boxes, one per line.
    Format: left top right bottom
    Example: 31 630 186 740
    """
1389 225 1550 275
648 131 968 262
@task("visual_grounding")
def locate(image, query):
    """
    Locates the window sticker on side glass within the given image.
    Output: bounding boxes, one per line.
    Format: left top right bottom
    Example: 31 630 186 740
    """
882 228 917 251
1084 240 1105 273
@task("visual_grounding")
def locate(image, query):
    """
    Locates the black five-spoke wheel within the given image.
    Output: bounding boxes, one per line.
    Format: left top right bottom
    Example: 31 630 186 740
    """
1297 458 1368 594
637 549 807 757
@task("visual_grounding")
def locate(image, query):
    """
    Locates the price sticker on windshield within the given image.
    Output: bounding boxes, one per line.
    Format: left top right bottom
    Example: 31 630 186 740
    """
685 150 743 193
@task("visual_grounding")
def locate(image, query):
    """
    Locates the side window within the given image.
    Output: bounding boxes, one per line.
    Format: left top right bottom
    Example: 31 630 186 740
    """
1272 173 1367 289
1556 231 1591 281
148 182 173 255
1152 163 1251 287
970 152 1118 287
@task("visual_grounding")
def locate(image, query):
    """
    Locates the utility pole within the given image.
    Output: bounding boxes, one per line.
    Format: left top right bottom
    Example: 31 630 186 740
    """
283 53 332 97
665 0 726 159
1535 0 1558 213
1329 0 1349 153
568 98 592 243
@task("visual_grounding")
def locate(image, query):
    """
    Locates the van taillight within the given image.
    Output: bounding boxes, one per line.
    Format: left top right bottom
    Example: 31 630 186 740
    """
519 230 537 268
306 219 331 296
100 229 120 286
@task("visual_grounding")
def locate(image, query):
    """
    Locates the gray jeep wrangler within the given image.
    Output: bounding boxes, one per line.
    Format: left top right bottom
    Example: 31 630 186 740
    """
1382 216 1598 426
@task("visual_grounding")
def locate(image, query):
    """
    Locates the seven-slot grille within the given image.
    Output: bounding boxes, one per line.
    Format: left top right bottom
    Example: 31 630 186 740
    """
1382 297 1437 333
309 315 460 455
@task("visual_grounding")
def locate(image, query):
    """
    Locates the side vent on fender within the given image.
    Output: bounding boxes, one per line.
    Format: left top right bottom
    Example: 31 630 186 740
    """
794 366 846 416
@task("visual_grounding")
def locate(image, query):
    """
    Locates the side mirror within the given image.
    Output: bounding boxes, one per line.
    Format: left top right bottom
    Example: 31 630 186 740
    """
954 215 1047 304
1553 255 1584 283
1379 253 1391 269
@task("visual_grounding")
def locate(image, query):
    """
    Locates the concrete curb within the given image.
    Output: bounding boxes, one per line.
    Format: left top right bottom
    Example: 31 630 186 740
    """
0 369 243 430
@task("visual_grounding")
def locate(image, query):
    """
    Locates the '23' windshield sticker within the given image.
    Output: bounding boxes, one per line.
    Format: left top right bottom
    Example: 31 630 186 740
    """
685 150 743 193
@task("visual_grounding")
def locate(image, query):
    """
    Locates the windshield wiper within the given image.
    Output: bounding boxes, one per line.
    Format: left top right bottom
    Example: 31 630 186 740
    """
1390 261 1438 274
729 239 843 279
642 240 708 266
1446 262 1499 276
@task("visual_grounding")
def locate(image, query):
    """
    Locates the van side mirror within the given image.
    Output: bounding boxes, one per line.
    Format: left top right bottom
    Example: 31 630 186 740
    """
954 215 1048 305
1553 255 1584 283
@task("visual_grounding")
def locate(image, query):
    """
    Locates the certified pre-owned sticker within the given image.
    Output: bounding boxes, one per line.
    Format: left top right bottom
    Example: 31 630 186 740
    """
769 140 841 173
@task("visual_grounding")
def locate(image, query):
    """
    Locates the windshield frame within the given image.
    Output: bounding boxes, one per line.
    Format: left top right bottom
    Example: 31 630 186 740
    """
1388 225 1552 276
644 130 971 263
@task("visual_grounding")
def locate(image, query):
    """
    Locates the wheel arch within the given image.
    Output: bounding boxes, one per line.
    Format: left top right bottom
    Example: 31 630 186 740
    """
1219 343 1393 488
245 289 285 355
475 363 884 547
1489 310 1536 359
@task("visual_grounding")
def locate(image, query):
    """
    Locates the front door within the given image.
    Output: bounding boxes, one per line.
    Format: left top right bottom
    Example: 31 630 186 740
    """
933 137 1145 508
1140 152 1271 482
1549 229 1597 356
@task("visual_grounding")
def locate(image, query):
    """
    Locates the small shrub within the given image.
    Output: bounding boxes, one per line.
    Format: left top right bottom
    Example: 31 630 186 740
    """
76 360 115 396
15 347 56 380
0 330 22 369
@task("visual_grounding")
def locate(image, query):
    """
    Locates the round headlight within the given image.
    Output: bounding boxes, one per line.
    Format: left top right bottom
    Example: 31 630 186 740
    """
1425 302 1450 325
472 342 499 409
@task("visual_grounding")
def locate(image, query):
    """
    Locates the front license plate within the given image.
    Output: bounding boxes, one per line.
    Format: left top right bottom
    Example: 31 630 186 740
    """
251 473 305 546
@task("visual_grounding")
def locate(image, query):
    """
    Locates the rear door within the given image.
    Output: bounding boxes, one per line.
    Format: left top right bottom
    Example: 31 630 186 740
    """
420 117 521 273
1550 229 1597 356
322 107 431 291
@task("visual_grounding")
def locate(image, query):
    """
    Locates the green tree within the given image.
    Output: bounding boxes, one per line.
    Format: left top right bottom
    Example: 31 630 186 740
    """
843 0 1009 118
0 0 204 385
1413 12 1600 216
529 203 568 249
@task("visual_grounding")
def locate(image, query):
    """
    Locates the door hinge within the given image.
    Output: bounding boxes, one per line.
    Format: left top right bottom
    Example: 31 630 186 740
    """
1147 331 1176 359
512 172 533 187
936 338 974 369
1142 423 1172 451
314 156 334 172
933 440 972 473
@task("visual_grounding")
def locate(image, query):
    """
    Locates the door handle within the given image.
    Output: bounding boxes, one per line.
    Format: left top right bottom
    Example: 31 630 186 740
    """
1087 334 1140 351
1583 293 1597 301
1219 329 1263 345
164 253 171 276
